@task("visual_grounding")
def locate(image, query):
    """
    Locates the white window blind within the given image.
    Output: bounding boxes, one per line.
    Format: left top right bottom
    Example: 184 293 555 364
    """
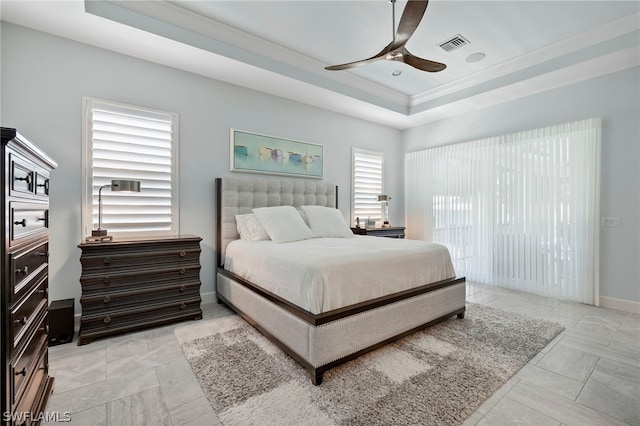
406 118 601 304
352 148 384 226
82 98 179 237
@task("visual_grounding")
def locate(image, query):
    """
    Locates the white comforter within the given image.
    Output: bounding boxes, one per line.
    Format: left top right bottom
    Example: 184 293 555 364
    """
223 236 456 314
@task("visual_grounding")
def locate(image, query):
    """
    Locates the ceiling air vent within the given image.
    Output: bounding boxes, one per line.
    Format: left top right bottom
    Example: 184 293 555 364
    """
438 34 470 52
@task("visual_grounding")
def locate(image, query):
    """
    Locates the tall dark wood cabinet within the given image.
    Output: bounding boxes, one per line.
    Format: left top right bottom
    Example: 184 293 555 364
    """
77 235 203 345
1 128 56 425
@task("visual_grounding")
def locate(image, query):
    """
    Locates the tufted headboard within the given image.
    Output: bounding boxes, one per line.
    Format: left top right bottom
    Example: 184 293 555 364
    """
215 177 337 267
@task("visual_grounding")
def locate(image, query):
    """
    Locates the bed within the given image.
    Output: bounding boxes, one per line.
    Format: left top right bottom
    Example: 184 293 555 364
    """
215 177 466 385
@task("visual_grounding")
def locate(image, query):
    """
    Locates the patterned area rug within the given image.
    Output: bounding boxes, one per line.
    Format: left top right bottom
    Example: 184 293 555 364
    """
174 303 563 425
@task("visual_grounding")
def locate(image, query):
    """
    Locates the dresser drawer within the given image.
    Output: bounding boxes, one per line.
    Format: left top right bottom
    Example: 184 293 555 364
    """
11 277 48 351
80 281 201 312
9 151 35 197
10 312 48 407
34 167 50 197
80 247 200 271
80 264 200 293
10 242 49 304
10 202 48 245
13 349 50 426
79 297 201 343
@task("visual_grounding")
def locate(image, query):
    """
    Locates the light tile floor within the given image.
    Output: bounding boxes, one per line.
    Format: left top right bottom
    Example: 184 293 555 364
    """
43 283 640 425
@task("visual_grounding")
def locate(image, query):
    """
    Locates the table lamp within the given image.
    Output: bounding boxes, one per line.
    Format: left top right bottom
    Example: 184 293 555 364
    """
90 179 141 241
378 194 391 228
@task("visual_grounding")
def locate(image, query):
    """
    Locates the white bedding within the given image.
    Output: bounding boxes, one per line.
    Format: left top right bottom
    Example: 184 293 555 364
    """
223 236 456 314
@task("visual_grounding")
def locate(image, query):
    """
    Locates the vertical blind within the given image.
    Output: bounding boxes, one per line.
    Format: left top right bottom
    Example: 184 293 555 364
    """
406 118 601 304
84 99 179 236
352 148 384 226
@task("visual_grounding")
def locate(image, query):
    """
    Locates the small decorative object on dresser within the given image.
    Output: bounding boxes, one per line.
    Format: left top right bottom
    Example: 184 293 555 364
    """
351 226 406 238
77 235 203 345
1 127 57 424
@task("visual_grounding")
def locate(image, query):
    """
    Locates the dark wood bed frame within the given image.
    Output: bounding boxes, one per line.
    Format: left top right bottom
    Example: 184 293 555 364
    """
214 178 465 385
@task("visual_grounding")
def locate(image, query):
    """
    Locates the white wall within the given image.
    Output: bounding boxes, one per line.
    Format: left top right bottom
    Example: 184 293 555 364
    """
1 23 403 312
403 67 640 304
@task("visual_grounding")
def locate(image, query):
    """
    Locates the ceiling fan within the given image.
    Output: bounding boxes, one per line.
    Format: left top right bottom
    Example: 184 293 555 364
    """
325 0 446 73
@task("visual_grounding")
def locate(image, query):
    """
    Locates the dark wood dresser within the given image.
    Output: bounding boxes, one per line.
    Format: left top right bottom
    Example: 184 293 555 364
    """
1 128 56 426
77 235 203 345
351 226 406 238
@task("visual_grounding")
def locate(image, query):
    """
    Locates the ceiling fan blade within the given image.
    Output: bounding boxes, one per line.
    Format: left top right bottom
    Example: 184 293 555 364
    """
324 44 390 71
325 58 379 71
400 48 446 72
389 0 429 51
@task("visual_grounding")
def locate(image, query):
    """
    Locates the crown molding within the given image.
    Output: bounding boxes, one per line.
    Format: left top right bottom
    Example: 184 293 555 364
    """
404 45 640 128
410 12 640 107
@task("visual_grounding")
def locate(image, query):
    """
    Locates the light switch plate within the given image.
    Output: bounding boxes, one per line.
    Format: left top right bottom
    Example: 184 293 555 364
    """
601 217 621 227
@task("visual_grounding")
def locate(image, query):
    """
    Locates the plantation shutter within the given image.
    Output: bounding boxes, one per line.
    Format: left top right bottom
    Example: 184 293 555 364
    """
84 99 179 237
352 148 384 226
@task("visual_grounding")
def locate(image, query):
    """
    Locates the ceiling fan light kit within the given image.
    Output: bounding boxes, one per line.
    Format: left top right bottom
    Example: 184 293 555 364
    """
325 0 446 73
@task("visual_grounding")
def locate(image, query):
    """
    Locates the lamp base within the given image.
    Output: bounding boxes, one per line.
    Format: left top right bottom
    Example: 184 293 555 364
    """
382 221 390 228
88 229 112 243
85 235 113 243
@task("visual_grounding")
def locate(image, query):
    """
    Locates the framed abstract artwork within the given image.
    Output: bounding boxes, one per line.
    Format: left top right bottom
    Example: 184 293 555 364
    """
230 129 323 179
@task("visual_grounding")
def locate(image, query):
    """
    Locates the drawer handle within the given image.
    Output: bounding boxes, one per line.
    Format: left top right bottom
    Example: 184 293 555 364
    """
103 315 112 324
15 266 29 275
103 296 111 304
14 218 27 227
179 285 186 292
179 251 186 257
15 173 32 185
103 257 111 265
39 324 50 333
15 367 27 377
179 268 186 275
103 276 111 284
38 180 50 191
37 288 48 296
38 216 47 222
14 316 27 326
180 303 186 310
38 251 50 258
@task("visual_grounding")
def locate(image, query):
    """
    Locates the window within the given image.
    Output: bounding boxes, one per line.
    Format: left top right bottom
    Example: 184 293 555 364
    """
82 98 179 238
405 118 601 304
351 148 384 226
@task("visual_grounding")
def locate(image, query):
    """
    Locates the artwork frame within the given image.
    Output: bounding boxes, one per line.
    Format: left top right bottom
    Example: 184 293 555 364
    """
230 129 323 179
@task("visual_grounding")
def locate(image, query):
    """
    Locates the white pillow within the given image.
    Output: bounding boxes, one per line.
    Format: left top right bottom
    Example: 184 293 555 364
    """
235 214 270 241
300 205 354 238
252 206 314 243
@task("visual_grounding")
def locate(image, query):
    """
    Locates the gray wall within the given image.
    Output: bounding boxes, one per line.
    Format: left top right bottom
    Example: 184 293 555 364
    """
1 23 403 311
3 21 636 310
403 67 640 303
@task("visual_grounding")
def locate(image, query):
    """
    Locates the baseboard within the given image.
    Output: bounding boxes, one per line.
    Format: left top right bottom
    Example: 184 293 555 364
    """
201 291 217 305
599 296 640 314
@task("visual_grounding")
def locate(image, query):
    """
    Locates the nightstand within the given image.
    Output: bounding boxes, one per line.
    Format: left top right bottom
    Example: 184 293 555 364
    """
351 226 405 238
77 234 203 345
